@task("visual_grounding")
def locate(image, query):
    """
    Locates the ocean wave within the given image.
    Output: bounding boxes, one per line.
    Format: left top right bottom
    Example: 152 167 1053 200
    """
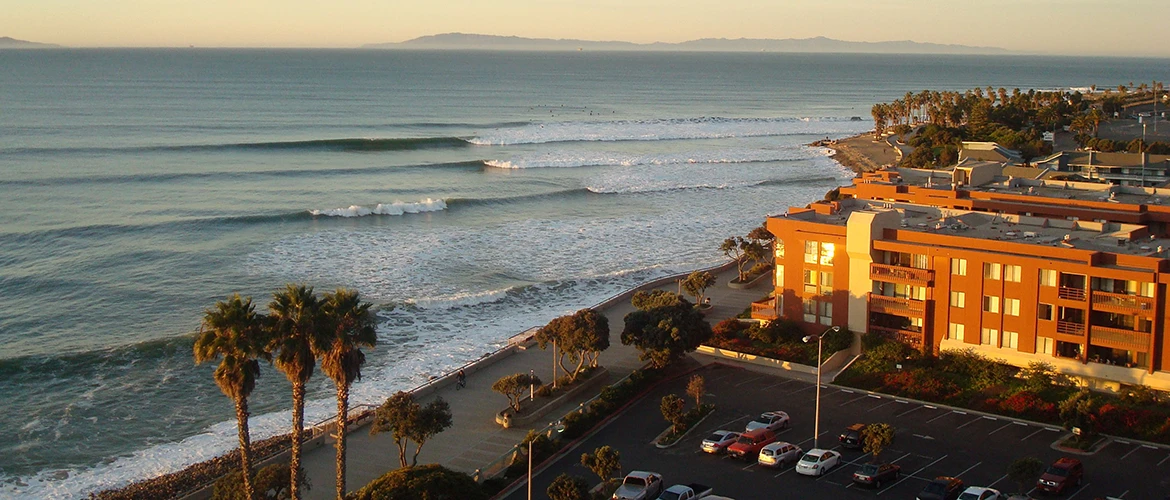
483 146 816 169
308 199 448 218
585 175 838 194
469 116 873 145
2 136 474 157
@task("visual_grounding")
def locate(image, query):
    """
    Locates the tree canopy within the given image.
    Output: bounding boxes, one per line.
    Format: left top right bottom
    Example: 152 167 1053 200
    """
681 271 715 305
491 373 542 412
621 291 712 368
862 423 895 462
370 392 454 467
348 464 486 500
535 309 610 381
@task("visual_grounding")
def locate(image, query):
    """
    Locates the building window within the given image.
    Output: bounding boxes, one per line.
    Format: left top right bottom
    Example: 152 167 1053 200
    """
1040 269 1057 287
775 239 785 259
1037 336 1054 355
981 328 999 346
1004 265 1022 283
803 269 817 294
1141 282 1156 298
775 265 784 287
983 262 1001 280
817 301 833 326
951 258 967 276
803 299 816 323
1004 298 1020 317
983 295 1000 313
948 323 965 341
1003 331 1019 349
804 241 818 264
912 253 928 269
819 272 833 295
1038 303 1053 321
819 242 835 266
950 291 966 308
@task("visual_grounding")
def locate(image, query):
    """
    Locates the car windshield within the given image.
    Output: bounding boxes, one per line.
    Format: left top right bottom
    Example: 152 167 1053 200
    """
1045 466 1069 476
761 448 775 456
659 492 682 500
623 477 646 487
706 433 726 442
737 436 754 445
957 493 979 500
859 464 878 474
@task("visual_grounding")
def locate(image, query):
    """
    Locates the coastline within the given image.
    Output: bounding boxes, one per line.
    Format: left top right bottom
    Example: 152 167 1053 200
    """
814 131 897 174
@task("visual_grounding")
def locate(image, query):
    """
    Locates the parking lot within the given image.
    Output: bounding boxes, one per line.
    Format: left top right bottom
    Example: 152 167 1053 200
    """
503 363 1170 499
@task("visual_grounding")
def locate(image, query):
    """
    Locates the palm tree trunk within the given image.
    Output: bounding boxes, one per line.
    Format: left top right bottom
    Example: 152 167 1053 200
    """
335 383 349 500
235 397 255 500
290 381 306 500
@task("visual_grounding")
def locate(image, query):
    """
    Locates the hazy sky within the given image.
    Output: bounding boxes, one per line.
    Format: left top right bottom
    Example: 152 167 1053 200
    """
6 0 1169 57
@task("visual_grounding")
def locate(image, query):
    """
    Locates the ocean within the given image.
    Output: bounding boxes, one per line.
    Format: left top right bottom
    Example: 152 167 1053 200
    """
1 49 1167 498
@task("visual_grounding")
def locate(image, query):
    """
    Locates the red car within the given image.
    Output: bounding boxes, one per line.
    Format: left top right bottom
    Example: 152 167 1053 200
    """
1036 457 1083 494
726 428 777 460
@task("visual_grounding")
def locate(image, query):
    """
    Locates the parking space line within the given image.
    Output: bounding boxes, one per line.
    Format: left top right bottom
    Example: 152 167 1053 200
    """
818 453 869 481
839 394 872 406
708 414 751 432
741 462 758 471
867 394 882 399
867 400 900 412
895 405 924 417
1143 444 1159 449
956 416 984 429
1045 427 1061 432
1119 446 1142 460
924 405 937 409
761 379 796 391
1116 490 1129 498
788 385 817 394
877 454 947 495
1013 421 1028 426
926 410 957 423
1158 453 1170 466
795 430 834 448
982 415 997 420
987 422 1015 436
986 473 1008 489
1116 439 1131 445
1065 482 1091 500
951 461 982 479
734 375 765 387
953 410 967 415
841 389 855 393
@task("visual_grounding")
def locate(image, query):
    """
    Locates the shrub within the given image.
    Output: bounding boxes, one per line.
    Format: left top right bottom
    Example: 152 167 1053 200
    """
997 391 1057 421
348 464 486 500
212 462 306 500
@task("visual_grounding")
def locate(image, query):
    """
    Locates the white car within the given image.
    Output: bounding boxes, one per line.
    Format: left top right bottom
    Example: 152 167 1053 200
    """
958 487 1002 500
757 441 802 467
744 411 790 432
700 430 740 454
794 448 841 476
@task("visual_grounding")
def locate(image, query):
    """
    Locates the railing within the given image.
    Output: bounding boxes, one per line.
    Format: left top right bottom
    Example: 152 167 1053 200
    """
869 326 924 348
1058 286 1087 301
1090 325 1152 351
751 297 780 320
868 293 926 315
1091 290 1155 313
870 263 934 286
1056 320 1086 336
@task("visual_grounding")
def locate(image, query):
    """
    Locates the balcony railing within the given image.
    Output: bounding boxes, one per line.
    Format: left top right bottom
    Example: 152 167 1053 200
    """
1091 291 1155 313
870 326 924 348
751 298 780 321
1056 320 1086 336
1090 325 1151 351
870 263 934 286
868 293 926 316
1058 286 1086 301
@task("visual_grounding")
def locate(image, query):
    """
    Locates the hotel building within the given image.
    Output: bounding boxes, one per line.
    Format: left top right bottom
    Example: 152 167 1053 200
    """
753 164 1170 391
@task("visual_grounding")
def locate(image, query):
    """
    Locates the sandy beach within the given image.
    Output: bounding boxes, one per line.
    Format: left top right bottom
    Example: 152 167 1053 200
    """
816 132 898 174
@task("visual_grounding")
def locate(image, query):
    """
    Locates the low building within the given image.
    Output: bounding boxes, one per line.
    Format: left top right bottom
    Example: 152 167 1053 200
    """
1035 151 1170 187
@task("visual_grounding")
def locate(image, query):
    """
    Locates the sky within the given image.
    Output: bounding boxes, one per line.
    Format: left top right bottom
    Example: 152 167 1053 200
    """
5 0 1170 57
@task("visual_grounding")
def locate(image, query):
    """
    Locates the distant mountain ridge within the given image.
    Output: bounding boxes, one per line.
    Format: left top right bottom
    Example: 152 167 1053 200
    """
365 33 1008 55
0 36 59 48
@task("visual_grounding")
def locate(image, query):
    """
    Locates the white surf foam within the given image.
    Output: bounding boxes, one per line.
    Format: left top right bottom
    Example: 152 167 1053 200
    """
309 198 447 217
483 146 815 169
469 116 873 145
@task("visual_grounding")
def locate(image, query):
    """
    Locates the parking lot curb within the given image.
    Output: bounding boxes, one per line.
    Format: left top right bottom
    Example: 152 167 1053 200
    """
653 407 715 449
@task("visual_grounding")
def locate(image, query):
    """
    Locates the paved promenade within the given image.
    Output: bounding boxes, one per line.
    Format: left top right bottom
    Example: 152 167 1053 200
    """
299 264 768 499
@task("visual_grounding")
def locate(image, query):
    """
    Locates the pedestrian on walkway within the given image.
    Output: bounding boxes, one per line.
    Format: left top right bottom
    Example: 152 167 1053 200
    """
456 369 466 390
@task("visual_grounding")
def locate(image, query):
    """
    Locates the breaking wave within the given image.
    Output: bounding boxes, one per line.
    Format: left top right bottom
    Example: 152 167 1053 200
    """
309 199 448 217
469 116 872 145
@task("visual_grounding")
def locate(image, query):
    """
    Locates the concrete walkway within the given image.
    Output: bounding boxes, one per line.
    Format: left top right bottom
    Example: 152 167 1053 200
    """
299 265 770 499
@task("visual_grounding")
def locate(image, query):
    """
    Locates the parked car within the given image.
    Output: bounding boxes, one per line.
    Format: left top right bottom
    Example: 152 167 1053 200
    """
744 411 790 432
726 428 777 460
917 476 964 500
757 441 802 468
1035 457 1083 494
613 471 665 500
700 430 740 454
839 423 865 449
656 483 713 500
852 462 901 488
957 486 1002 500
795 448 842 476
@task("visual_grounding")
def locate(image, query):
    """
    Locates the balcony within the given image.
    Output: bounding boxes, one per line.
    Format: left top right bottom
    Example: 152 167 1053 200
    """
750 297 780 321
870 263 934 286
870 326 924 348
1058 286 1086 301
868 293 926 316
1090 325 1152 351
1056 320 1085 336
1091 291 1155 314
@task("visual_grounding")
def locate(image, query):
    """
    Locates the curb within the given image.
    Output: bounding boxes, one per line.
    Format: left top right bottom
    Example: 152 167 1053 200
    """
653 407 715 449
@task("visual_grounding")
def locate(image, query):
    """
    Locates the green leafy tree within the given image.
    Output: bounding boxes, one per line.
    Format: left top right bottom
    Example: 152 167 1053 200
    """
681 271 716 305
742 240 768 271
686 375 705 407
370 392 454 467
267 284 327 500
1006 457 1045 494
317 288 377 500
348 464 486 500
621 291 712 368
660 394 686 433
194 294 268 500
862 423 895 462
746 224 774 248
492 373 542 412
580 445 621 483
535 309 610 381
1059 389 1097 442
720 236 749 282
546 473 591 500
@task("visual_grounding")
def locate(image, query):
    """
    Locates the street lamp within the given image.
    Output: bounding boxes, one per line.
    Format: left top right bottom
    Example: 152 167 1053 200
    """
803 325 840 449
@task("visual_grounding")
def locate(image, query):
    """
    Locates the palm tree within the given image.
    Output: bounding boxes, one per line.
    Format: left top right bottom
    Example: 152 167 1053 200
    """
268 284 327 500
318 289 377 499
194 294 267 500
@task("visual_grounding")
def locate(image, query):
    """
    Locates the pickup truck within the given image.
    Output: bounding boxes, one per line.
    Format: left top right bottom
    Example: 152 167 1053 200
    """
612 471 664 500
656 483 713 500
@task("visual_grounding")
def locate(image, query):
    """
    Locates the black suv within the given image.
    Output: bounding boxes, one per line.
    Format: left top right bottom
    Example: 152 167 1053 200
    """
916 476 964 500
852 462 901 488
839 423 865 449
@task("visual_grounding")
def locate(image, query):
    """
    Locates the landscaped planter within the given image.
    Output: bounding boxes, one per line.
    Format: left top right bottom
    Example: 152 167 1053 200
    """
727 269 772 289
495 367 610 428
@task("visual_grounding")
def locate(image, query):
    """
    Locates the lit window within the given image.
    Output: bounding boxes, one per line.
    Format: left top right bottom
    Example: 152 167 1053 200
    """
1003 331 1019 349
775 239 785 259
912 254 928 269
1004 265 1021 283
1004 298 1020 317
804 241 818 264
983 262 1001 280
819 272 833 294
948 323 965 341
950 291 966 308
951 258 967 276
775 265 784 287
980 328 999 346
819 242 835 265
1037 336 1054 355
1039 269 1057 287
983 295 1000 313
1142 282 1156 298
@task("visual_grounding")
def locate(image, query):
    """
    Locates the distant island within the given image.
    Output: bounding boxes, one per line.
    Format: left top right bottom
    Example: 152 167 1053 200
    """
0 36 59 48
364 33 1009 55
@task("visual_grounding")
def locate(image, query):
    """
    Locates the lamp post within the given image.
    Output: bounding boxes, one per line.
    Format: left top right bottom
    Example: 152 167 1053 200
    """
803 325 840 449
527 440 533 500
530 369 535 401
